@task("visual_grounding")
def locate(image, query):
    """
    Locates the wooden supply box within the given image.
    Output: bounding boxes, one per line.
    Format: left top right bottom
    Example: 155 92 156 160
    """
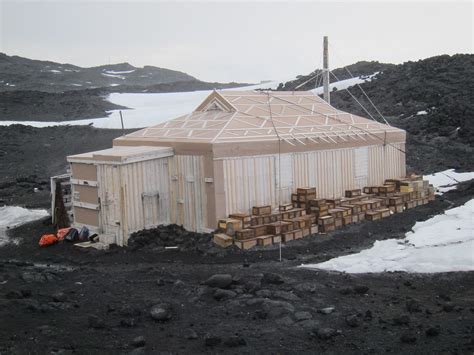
249 225 268 237
257 235 273 247
252 205 272 216
229 213 251 228
213 233 233 248
235 238 257 250
235 228 256 240
365 211 381 221
345 189 362 198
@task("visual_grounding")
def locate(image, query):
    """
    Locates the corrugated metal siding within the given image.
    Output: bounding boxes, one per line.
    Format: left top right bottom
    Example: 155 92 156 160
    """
169 155 207 232
222 144 405 216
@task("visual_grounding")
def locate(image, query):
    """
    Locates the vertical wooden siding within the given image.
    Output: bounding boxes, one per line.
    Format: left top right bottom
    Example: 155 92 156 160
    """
169 155 207 232
222 143 405 216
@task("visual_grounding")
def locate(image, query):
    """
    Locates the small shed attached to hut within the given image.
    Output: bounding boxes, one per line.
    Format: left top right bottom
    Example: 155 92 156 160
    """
67 90 406 245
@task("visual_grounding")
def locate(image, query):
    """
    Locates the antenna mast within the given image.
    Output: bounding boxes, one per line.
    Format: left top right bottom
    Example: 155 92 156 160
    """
323 36 330 104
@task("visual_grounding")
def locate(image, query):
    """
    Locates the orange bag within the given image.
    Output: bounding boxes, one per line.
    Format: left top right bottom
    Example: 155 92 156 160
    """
57 227 71 241
39 234 58 247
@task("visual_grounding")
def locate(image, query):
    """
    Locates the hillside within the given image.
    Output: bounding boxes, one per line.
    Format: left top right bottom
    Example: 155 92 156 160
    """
0 53 197 92
279 54 474 173
278 61 395 91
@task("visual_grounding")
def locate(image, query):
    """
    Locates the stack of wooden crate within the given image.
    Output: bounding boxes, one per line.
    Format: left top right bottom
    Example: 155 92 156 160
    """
213 175 436 249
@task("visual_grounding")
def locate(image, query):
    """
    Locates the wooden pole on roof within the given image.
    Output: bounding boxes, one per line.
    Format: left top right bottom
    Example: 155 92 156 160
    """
323 36 330 104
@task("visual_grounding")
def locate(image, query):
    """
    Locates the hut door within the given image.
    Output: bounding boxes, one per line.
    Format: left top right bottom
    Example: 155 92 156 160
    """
99 165 124 246
142 192 160 229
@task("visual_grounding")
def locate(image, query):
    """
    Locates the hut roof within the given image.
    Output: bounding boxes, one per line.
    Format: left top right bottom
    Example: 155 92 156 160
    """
115 90 404 145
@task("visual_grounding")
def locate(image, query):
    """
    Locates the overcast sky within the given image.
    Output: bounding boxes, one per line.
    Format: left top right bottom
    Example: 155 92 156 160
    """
0 1 472 83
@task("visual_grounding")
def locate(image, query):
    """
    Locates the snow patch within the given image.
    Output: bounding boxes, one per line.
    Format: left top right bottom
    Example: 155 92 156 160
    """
104 69 136 74
311 72 378 95
49 69 62 74
101 73 125 80
0 206 49 246
424 169 474 194
416 110 428 115
301 199 474 274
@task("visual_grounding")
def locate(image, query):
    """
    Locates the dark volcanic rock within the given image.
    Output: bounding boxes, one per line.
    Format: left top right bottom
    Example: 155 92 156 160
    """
223 336 246 347
353 285 369 294
426 326 441 337
406 299 422 313
150 304 172 321
393 315 410 325
204 274 233 289
400 332 417 344
52 292 67 303
317 327 338 340
213 288 237 301
88 315 106 329
131 336 146 348
345 314 360 327
204 333 222 347
262 272 284 285
185 328 198 340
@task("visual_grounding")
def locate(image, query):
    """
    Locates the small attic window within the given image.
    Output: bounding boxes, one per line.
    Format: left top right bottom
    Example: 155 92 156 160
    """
202 98 231 112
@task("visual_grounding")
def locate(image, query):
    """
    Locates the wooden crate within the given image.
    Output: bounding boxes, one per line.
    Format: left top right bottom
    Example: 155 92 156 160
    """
272 235 282 244
266 221 291 235
235 238 257 250
319 223 335 233
249 225 268 237
293 229 303 239
345 189 361 198
328 209 343 219
291 193 298 203
365 211 381 221
338 206 352 216
341 204 360 214
297 187 317 195
343 215 352 225
388 197 403 206
405 200 416 209
302 228 311 237
218 218 242 236
334 217 343 228
318 216 335 225
213 233 233 248
400 185 414 193
326 198 341 207
282 231 294 242
352 214 359 223
298 194 316 202
257 235 273 247
378 185 396 194
229 213 251 228
378 208 391 218
279 203 293 211
310 224 319 235
309 198 327 207
252 205 272 216
235 228 256 240
389 204 404 213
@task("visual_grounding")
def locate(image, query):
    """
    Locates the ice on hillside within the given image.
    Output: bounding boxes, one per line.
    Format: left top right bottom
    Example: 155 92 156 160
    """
0 74 381 129
104 70 136 74
301 199 474 273
0 206 49 246
424 169 474 194
49 69 62 74
417 110 428 115
311 72 378 95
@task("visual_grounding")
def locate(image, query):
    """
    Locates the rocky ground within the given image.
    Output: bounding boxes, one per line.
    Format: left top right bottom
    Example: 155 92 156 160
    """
0 179 473 354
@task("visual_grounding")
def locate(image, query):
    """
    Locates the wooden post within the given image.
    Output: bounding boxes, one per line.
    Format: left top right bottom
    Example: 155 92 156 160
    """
323 36 330 104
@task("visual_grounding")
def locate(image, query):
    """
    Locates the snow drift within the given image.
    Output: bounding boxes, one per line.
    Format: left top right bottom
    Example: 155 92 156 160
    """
301 199 474 274
0 206 49 246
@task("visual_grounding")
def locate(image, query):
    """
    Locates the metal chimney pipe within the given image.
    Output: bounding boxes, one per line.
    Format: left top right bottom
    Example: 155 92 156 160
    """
323 36 330 104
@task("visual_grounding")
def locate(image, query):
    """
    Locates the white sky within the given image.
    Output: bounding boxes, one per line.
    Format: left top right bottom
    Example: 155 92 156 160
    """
0 1 472 83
